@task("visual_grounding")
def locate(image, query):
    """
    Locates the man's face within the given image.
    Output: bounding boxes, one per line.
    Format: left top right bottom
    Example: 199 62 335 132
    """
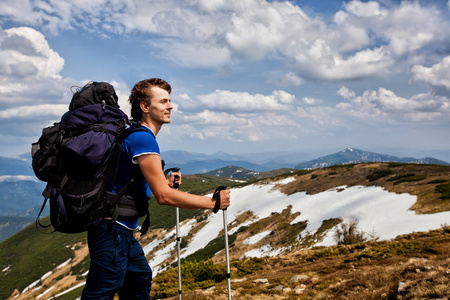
146 86 173 124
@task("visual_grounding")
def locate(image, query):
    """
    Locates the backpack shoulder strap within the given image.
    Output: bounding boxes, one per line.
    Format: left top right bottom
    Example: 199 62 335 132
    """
122 124 155 139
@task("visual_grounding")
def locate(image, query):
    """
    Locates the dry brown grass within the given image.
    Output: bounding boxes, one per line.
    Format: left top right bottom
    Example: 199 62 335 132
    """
166 226 450 300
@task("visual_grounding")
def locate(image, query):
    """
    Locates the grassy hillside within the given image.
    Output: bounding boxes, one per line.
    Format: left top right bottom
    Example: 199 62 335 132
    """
0 220 86 300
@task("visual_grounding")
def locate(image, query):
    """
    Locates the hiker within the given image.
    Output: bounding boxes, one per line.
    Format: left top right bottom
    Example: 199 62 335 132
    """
81 78 231 299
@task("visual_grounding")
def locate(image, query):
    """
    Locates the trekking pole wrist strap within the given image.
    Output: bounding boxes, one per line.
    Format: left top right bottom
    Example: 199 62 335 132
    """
212 185 227 214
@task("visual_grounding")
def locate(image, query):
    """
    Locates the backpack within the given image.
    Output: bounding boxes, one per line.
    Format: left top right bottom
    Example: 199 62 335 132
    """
31 82 150 234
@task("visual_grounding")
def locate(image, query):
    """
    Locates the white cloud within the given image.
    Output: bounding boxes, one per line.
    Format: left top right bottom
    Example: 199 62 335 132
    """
0 26 129 155
344 1 388 18
269 72 303 87
0 27 64 79
155 40 231 68
337 87 450 122
411 56 450 93
0 27 71 126
1 0 447 82
337 86 356 100
0 104 67 119
302 97 320 105
294 42 394 80
379 1 442 56
193 90 297 112
169 84 450 150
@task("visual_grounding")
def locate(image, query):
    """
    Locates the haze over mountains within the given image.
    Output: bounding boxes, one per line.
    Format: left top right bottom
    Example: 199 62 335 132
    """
162 147 449 175
1 147 449 176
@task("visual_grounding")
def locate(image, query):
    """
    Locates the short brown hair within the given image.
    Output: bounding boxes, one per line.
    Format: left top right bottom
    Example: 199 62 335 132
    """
128 78 172 121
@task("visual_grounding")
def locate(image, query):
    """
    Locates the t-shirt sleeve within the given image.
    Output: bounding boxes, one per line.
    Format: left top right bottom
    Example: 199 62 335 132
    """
125 130 160 164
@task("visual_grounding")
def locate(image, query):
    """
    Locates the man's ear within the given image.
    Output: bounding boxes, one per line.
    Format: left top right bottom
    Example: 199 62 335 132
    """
140 101 150 113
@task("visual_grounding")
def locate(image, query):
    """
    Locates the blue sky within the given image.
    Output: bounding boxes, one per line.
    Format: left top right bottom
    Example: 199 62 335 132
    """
0 0 450 161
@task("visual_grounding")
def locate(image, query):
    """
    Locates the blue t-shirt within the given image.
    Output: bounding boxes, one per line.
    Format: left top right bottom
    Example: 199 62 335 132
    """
113 125 160 229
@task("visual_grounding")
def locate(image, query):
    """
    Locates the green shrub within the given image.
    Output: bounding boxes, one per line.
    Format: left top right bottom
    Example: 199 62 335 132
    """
232 258 265 276
428 179 449 184
344 240 431 262
180 238 188 249
294 170 313 176
236 226 248 234
366 169 393 181
436 183 450 199
151 260 226 299
393 175 427 185
387 162 407 167
387 173 416 181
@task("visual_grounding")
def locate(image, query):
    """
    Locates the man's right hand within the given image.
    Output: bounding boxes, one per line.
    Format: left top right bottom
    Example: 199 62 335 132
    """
219 189 231 210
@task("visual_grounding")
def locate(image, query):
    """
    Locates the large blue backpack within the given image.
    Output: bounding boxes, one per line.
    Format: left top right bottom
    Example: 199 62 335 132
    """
32 82 150 234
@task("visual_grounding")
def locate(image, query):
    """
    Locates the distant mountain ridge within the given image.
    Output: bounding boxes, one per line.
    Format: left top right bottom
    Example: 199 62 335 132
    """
204 166 260 180
1 148 449 177
294 147 449 170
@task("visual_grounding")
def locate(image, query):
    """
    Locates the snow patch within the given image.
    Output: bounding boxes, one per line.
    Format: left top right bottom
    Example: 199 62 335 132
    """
41 271 52 281
57 258 71 269
241 244 285 259
242 231 271 245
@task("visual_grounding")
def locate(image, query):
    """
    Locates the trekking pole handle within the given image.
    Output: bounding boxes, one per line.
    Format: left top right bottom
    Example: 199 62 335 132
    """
164 167 180 189
212 185 227 214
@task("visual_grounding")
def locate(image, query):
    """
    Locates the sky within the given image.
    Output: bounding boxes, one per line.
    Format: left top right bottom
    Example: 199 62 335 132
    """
0 0 450 160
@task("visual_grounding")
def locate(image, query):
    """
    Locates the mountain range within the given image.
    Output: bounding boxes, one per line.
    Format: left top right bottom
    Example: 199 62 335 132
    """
2 147 448 176
294 147 448 170
0 147 448 242
163 147 449 174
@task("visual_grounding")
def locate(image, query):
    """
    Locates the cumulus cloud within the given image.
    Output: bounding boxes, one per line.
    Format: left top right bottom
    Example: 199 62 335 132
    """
268 71 303 87
0 104 67 119
411 56 450 96
192 90 297 112
302 97 321 105
337 86 450 122
0 27 64 79
0 26 87 154
169 83 450 148
379 1 442 56
1 0 448 81
174 86 450 146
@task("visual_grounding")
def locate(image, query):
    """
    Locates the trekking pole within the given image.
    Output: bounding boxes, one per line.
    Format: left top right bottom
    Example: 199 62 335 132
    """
164 167 182 299
212 186 231 299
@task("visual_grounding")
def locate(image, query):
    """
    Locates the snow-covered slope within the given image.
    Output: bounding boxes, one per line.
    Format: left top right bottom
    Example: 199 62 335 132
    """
145 176 450 275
